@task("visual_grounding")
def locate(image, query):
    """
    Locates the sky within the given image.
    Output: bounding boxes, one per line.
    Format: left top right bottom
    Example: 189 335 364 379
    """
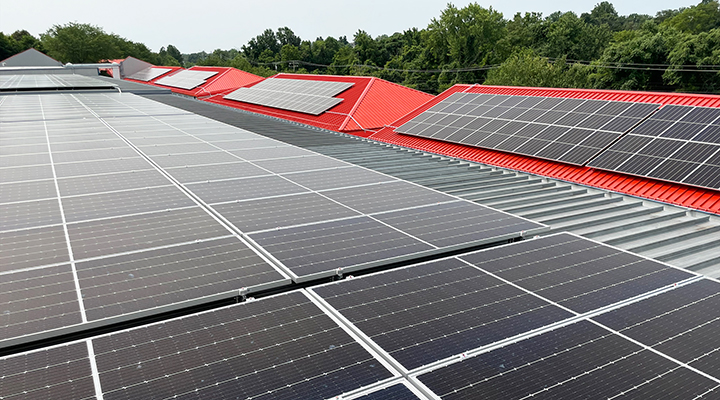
0 0 701 54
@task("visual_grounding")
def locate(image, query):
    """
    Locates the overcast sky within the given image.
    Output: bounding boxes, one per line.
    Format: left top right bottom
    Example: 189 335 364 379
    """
0 0 700 54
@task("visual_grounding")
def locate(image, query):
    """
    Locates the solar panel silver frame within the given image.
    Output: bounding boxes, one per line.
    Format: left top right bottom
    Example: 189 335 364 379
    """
153 70 218 90
127 67 173 82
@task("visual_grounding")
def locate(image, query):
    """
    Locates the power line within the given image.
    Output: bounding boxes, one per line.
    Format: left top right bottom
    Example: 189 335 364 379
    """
247 58 720 74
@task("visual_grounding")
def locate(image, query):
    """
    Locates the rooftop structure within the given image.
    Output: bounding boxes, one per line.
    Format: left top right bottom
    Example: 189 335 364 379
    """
2 61 720 399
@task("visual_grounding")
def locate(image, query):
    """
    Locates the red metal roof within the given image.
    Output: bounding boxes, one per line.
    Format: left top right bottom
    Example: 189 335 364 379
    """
368 84 720 215
125 66 262 98
203 73 433 133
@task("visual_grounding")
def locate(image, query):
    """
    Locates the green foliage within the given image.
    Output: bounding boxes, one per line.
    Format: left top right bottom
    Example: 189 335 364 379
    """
6 0 720 94
41 22 117 63
664 28 720 91
485 50 592 87
661 0 720 33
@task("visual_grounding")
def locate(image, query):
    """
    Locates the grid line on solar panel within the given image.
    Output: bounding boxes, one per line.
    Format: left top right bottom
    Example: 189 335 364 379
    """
90 291 394 400
588 104 720 189
397 92 658 165
459 233 694 314
416 320 720 400
312 256 572 370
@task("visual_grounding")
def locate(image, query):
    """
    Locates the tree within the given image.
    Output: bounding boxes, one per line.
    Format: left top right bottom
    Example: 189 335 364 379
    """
484 50 592 87
426 3 507 67
592 23 680 90
582 2 622 31
166 44 183 66
544 12 612 61
662 0 720 34
664 28 720 91
41 22 117 63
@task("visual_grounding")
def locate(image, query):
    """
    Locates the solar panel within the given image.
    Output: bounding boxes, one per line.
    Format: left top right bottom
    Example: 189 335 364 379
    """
126 67 172 81
0 74 117 91
90 291 395 399
312 232 695 372
224 87 344 115
396 92 659 165
312 257 573 370
589 104 720 190
0 93 290 348
0 342 96 400
459 233 694 313
154 70 218 90
224 77 354 115
593 278 720 380
417 320 720 399
247 77 354 97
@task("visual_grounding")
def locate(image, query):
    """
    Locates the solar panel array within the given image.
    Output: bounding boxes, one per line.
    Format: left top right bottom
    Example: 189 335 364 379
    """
397 92 659 165
0 91 543 348
5 85 720 400
5 233 719 400
224 78 354 115
589 104 720 189
0 74 117 91
126 67 172 82
153 70 218 90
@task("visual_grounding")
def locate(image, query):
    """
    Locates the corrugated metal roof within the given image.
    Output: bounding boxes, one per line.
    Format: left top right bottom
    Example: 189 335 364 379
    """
368 84 720 215
125 66 262 98
203 73 433 133
143 93 720 277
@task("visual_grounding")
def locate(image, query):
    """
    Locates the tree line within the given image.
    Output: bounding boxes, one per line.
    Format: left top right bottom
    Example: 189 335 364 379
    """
2 1 720 94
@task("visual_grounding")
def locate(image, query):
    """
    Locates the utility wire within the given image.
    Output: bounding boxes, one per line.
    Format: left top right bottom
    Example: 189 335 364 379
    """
247 58 720 74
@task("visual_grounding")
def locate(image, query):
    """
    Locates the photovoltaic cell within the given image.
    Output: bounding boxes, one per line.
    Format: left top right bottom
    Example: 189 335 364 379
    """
0 74 117 91
0 225 69 272
224 78 354 115
320 181 456 214
76 237 287 321
0 199 62 230
213 193 359 233
164 161 268 183
0 265 83 341
185 175 309 204
67 207 230 260
0 342 96 400
127 67 173 82
589 104 720 190
313 257 572 370
61 186 196 222
417 321 720 400
281 166 395 191
250 216 434 279
593 279 720 380
397 92 659 165
153 70 218 90
91 291 394 400
372 201 541 248
459 233 693 313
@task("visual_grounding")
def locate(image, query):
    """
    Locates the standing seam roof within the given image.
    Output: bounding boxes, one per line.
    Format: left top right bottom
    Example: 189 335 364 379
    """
203 73 433 133
369 84 720 215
